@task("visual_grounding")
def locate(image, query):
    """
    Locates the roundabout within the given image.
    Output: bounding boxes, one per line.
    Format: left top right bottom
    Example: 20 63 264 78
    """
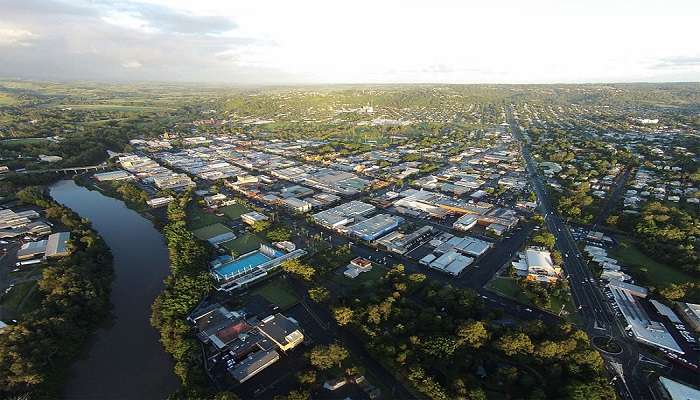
592 336 623 355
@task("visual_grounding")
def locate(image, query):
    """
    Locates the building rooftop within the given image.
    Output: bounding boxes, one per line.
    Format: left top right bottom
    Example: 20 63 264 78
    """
45 232 70 258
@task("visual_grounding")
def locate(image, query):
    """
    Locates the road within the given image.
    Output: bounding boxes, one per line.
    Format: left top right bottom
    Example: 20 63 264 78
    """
506 106 652 400
591 165 632 230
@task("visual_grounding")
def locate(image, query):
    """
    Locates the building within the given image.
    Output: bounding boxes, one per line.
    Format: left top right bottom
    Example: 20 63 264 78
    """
190 304 303 384
344 257 373 278
0 209 39 230
230 349 280 383
241 211 269 226
376 226 434 255
256 314 305 352
146 196 174 208
453 214 478 231
427 250 474 276
312 201 375 229
676 303 700 333
512 248 561 283
94 170 133 181
656 376 700 400
204 193 228 207
608 280 682 354
282 197 312 213
16 240 47 260
152 174 195 191
346 214 403 241
45 232 71 258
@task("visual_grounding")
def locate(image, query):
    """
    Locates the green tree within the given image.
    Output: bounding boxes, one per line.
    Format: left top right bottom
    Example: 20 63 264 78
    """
308 286 330 303
282 259 316 281
456 320 489 348
495 332 534 356
308 343 349 370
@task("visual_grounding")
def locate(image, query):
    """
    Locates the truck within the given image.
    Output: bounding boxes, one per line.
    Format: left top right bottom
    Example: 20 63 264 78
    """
15 258 42 267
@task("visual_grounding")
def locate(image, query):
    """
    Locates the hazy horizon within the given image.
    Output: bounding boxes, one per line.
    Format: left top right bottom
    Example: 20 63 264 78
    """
1 0 699 84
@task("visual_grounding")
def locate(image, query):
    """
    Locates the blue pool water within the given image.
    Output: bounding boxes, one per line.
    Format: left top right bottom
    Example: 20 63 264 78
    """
214 251 273 277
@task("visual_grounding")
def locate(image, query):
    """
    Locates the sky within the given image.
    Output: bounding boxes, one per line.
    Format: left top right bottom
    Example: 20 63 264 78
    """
1 0 699 84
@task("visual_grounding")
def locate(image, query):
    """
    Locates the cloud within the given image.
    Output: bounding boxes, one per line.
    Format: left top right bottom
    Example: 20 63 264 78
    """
0 27 38 47
652 56 700 69
0 0 291 83
121 60 143 69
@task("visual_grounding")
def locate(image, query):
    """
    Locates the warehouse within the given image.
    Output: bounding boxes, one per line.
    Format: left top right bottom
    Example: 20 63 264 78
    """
312 201 375 228
376 226 434 254
45 232 71 258
347 214 403 241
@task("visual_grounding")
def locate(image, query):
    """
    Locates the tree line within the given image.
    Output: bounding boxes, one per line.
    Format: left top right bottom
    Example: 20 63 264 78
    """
0 186 114 398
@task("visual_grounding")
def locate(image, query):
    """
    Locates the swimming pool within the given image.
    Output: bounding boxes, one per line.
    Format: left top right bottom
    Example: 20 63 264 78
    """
213 251 273 278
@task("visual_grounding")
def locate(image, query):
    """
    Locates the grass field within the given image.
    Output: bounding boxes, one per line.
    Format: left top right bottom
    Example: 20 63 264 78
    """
610 237 693 287
187 205 226 229
0 93 18 105
192 223 233 241
486 277 533 304
221 232 262 255
246 277 298 310
219 203 251 220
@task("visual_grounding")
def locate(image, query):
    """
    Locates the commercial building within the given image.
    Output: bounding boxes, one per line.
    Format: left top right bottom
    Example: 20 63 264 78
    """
656 376 700 400
676 303 700 333
346 214 404 241
425 250 474 276
281 197 312 213
512 248 561 283
453 214 478 231
241 211 269 226
312 201 375 229
146 197 174 208
17 240 47 260
45 232 71 258
94 170 133 182
190 303 304 384
608 280 683 354
17 232 71 260
376 226 434 255
0 209 39 230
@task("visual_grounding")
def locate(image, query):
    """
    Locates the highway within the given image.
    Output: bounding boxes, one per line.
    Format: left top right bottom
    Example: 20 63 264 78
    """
506 107 651 400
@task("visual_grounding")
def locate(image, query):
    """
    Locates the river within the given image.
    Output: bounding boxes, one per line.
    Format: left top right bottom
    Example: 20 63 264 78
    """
50 179 179 399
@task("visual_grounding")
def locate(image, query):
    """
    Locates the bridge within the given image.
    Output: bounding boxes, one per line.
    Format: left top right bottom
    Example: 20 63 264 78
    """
19 163 110 175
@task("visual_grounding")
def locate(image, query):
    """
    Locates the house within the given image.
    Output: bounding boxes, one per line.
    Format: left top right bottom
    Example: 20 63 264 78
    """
344 257 373 278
